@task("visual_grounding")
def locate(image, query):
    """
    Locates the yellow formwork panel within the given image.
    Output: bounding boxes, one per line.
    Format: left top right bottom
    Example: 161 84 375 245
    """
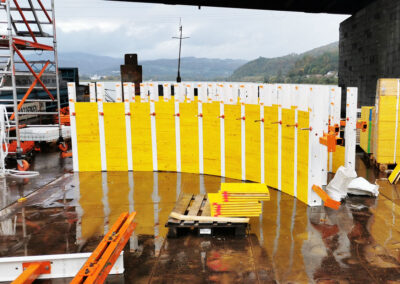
79 172 104 240
281 108 295 196
360 106 374 154
180 102 199 174
332 145 345 173
133 171 154 235
297 111 309 205
264 105 279 189
103 103 128 171
75 103 101 172
225 104 242 180
130 102 153 171
377 78 399 96
107 172 131 225
203 103 221 176
376 96 400 164
245 104 261 182
155 100 176 172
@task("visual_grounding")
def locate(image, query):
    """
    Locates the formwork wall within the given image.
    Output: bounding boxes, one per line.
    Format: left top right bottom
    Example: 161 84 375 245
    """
68 82 358 207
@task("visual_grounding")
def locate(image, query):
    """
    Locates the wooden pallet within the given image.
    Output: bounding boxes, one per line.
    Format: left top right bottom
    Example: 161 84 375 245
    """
165 193 248 238
369 154 396 172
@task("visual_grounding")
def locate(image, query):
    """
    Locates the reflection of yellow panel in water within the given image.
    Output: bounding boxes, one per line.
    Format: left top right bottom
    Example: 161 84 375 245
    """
133 172 154 235
297 111 309 204
155 101 176 172
245 105 261 182
180 103 199 174
79 172 104 240
103 103 128 171
264 105 279 189
181 173 200 194
203 103 220 176
225 104 242 180
281 108 295 196
107 172 131 225
75 103 101 171
131 102 153 171
158 172 177 237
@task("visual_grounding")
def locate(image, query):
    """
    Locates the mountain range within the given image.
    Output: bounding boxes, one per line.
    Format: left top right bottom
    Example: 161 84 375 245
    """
28 41 339 83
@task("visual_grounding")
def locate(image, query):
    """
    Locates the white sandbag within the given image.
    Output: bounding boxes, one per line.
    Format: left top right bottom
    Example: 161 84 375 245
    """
347 177 379 197
326 166 357 201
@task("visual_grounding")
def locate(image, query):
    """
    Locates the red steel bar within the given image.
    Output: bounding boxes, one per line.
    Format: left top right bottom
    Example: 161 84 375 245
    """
13 44 55 100
12 0 37 42
37 0 52 23
10 61 50 120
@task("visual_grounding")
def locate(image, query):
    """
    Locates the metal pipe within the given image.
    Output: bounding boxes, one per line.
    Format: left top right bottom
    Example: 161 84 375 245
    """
6 0 22 153
51 0 62 138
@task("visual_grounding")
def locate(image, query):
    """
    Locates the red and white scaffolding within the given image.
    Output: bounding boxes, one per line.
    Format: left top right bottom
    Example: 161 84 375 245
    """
0 0 61 166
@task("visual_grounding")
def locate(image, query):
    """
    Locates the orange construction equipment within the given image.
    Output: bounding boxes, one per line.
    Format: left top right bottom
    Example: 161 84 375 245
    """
12 261 51 284
71 212 137 284
6 141 34 155
54 107 70 126
312 185 341 210
319 132 343 152
339 120 368 132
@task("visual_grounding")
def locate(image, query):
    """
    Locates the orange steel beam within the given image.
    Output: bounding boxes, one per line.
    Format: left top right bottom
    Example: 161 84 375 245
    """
12 38 53 51
12 261 51 284
312 185 341 210
10 61 50 120
71 212 137 284
13 44 55 100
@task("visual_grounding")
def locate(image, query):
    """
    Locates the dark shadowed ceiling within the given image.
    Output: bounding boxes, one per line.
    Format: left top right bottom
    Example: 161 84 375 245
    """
108 0 376 14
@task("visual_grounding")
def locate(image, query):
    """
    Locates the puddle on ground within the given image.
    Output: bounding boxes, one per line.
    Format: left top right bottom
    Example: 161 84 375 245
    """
0 153 400 283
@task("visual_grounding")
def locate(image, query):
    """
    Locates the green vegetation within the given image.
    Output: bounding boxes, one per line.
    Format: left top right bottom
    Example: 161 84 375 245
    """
230 42 338 85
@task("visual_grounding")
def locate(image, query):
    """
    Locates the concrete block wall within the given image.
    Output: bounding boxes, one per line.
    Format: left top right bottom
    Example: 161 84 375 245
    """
339 0 400 108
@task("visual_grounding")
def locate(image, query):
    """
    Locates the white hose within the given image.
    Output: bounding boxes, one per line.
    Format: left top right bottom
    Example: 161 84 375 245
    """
0 105 39 178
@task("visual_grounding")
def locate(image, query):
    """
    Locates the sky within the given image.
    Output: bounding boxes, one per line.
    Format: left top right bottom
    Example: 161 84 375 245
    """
53 0 349 60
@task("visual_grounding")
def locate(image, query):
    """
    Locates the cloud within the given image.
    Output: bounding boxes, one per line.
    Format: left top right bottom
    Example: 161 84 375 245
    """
53 0 349 60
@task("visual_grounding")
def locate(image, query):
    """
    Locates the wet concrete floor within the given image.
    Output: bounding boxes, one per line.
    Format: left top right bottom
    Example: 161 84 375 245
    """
1 152 400 283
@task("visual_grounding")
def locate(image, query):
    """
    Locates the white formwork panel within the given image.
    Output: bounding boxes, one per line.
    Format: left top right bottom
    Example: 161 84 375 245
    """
150 101 158 171
216 83 224 102
292 85 300 197
174 83 185 103
345 87 358 169
185 82 195 102
259 84 271 107
239 84 246 104
245 83 258 104
329 86 342 126
125 100 133 171
197 83 207 103
140 83 149 102
223 83 233 104
270 84 278 105
206 83 214 103
307 85 329 206
123 83 132 102
96 82 105 102
89 82 96 102
68 82 79 172
148 82 159 102
0 252 124 282
115 83 123 102
163 83 171 101
97 99 107 172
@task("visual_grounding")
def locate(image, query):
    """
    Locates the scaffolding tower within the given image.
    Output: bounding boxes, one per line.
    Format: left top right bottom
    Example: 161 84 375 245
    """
0 0 61 165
